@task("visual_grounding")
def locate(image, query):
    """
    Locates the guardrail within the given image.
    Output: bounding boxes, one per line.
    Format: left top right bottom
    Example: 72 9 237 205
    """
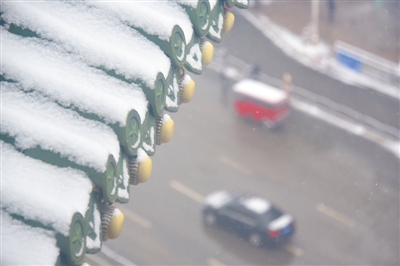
334 41 400 87
212 50 400 141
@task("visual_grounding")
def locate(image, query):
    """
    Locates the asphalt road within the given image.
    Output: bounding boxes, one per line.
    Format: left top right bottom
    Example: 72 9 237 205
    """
91 68 399 265
220 14 400 130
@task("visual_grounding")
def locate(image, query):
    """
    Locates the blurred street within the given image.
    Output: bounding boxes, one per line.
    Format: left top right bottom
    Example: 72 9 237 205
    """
87 66 399 265
221 14 400 129
86 3 399 265
257 0 399 61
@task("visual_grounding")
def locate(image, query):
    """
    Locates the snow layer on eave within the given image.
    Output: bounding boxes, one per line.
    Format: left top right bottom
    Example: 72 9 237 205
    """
1 31 147 125
1 83 120 172
209 0 218 10
2 142 92 236
2 212 59 265
88 1 193 45
1 1 171 89
236 0 248 6
173 0 198 8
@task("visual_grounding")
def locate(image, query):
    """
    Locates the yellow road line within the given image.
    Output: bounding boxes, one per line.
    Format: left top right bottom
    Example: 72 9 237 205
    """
219 155 253 176
207 257 226 266
316 203 355 228
169 180 204 203
284 243 304 257
118 206 152 229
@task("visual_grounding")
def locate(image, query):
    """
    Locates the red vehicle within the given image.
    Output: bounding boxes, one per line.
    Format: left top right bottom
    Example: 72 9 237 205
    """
233 79 290 128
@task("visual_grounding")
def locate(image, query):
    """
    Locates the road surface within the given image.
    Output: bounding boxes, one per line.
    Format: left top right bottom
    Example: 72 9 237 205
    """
87 68 399 265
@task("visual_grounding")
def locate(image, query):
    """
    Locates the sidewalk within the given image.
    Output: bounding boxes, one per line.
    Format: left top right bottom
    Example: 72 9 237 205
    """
254 0 399 62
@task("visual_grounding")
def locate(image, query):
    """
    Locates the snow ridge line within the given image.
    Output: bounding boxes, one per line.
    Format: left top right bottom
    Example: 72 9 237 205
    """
237 10 400 101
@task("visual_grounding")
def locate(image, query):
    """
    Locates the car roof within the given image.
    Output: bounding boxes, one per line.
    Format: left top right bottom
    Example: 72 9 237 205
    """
204 190 234 209
237 195 272 214
233 79 288 105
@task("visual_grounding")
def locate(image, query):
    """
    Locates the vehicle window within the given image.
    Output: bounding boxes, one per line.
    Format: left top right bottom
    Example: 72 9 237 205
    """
221 206 258 227
262 207 283 223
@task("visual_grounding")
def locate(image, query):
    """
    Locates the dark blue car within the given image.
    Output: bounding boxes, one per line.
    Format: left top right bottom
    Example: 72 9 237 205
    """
202 190 295 246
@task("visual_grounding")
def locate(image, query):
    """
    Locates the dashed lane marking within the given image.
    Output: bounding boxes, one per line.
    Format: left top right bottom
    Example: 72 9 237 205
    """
118 206 152 229
219 155 253 176
284 243 304 257
101 245 137 266
316 203 356 228
207 257 226 266
169 180 204 203
85 254 112 266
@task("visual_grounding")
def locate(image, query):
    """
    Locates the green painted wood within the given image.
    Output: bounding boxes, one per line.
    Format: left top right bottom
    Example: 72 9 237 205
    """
165 66 184 112
177 0 211 37
84 193 103 254
135 25 187 68
184 34 203 75
207 0 225 43
116 150 131 204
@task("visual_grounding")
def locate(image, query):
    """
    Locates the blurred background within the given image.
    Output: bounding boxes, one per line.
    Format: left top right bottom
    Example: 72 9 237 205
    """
87 1 399 265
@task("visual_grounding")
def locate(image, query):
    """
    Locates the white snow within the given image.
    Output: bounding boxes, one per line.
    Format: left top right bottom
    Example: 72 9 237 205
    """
209 0 218 10
142 126 156 154
181 74 192 86
239 197 271 214
233 79 288 104
113 208 122 218
86 201 102 250
162 114 172 124
209 13 223 40
268 214 293 231
2 142 92 236
166 75 180 108
204 190 233 209
173 0 198 8
89 1 193 45
1 30 148 125
1 82 120 172
137 148 149 163
2 1 171 89
117 157 130 200
1 212 60 265
186 43 203 71
236 0 249 5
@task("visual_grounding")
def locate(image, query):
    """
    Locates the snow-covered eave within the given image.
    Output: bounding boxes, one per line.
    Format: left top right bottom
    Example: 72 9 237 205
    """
2 212 60 265
1 83 120 172
1 30 148 125
1 1 171 89
89 1 194 45
2 142 92 236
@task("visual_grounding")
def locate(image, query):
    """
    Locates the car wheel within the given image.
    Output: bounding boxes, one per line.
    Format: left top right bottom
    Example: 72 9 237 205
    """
249 233 262 247
204 213 217 226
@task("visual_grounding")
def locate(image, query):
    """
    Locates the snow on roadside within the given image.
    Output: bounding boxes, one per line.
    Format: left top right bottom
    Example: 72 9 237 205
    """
240 10 400 100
